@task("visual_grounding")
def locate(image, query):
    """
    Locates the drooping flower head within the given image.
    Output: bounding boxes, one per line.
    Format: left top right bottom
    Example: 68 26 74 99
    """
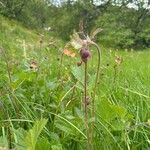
80 47 91 63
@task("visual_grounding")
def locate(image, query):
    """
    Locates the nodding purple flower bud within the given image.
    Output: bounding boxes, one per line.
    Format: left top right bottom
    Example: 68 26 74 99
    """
80 47 90 63
77 61 82 67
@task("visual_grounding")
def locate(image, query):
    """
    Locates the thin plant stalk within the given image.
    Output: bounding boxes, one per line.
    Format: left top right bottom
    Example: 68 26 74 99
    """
23 40 27 59
91 42 101 119
2 49 12 84
0 72 13 149
84 62 90 150
7 118 12 149
2 48 20 116
90 42 101 147
1 101 12 149
52 83 77 131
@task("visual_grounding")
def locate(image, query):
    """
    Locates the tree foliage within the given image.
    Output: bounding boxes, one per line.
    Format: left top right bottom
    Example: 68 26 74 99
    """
0 0 149 48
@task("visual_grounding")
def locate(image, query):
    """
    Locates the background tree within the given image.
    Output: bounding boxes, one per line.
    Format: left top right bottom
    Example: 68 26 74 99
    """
0 0 149 48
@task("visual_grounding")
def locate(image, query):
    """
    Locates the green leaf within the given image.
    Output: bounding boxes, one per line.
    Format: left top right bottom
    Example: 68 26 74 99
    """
97 99 132 131
25 119 48 150
35 138 50 150
51 144 63 150
0 136 8 148
71 66 84 85
14 128 27 150
55 122 72 134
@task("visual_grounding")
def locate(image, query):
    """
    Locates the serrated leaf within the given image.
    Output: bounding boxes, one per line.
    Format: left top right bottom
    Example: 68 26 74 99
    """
14 128 27 150
35 138 50 150
55 123 72 134
25 119 48 150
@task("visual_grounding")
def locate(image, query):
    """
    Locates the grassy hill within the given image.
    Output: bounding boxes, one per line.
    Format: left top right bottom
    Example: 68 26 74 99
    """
0 15 39 49
0 15 150 150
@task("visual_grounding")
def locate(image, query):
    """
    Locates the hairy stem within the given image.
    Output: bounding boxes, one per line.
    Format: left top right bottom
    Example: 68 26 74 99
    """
84 62 90 150
92 42 101 117
90 42 101 147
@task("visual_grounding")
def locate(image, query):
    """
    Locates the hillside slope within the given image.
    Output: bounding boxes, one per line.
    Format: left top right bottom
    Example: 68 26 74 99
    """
0 15 41 54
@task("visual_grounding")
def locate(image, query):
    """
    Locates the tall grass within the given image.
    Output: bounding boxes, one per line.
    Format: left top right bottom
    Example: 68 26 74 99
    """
0 16 150 150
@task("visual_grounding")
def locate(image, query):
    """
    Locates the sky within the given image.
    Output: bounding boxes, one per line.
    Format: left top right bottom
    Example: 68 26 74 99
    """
50 0 150 9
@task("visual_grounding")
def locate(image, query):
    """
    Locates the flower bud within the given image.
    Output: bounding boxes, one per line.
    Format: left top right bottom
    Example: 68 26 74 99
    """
77 61 82 66
80 47 90 63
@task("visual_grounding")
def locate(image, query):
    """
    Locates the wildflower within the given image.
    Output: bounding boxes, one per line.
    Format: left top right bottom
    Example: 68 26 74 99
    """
115 55 123 65
80 47 91 63
63 49 76 58
30 60 38 71
77 61 82 66
44 26 51 31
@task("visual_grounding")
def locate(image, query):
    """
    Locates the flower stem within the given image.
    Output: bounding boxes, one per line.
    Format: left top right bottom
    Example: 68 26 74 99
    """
91 42 101 119
90 42 101 148
84 62 90 150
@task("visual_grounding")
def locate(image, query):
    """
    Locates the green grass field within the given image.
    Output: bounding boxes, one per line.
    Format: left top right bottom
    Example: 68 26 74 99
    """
0 15 150 150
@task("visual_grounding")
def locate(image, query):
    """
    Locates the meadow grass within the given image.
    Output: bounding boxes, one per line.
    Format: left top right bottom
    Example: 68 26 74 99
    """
0 15 150 150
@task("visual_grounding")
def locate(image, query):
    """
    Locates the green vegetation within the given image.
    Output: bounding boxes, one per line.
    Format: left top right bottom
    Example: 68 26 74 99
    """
1 0 149 48
0 1 150 150
0 14 150 150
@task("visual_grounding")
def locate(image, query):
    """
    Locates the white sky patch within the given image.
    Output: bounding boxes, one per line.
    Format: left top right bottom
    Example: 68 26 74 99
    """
127 0 150 10
50 0 150 9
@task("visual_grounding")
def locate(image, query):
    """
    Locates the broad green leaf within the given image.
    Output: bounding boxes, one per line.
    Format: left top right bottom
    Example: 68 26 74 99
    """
71 66 84 85
97 99 132 131
14 128 27 150
25 119 48 150
35 138 50 150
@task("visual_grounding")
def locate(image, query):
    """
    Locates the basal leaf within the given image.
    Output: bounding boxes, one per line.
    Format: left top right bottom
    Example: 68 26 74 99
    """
25 119 48 150
35 138 50 150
